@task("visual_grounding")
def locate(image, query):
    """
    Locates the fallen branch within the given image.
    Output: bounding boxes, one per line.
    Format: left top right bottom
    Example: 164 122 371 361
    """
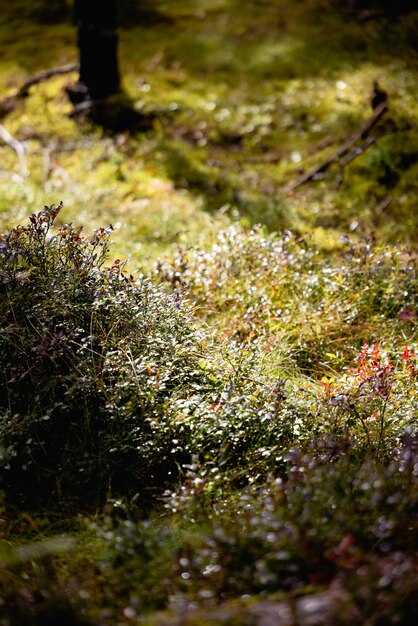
68 100 94 118
0 123 29 177
285 100 388 191
375 195 392 214
335 133 380 188
0 63 79 119
17 63 79 97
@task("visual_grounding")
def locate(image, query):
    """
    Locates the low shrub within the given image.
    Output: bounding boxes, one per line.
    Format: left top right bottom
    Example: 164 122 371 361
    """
0 204 210 505
98 434 418 622
312 341 418 457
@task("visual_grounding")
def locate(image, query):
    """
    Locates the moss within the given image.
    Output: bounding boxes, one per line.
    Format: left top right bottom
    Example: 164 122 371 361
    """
0 0 417 265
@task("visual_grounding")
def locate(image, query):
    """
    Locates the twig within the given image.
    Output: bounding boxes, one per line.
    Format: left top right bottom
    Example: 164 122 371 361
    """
17 63 79 97
307 135 337 156
340 134 379 167
68 100 94 118
0 63 79 120
0 123 29 177
285 101 388 191
375 195 392 213
244 137 336 165
335 133 380 188
0 96 17 120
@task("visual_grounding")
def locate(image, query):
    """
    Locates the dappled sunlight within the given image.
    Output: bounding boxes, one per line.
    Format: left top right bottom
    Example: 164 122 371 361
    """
0 2 418 624
1 0 417 255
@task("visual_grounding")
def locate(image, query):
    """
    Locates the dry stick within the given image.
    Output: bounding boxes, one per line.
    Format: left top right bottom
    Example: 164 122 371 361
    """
0 96 16 120
340 134 379 167
0 123 28 177
0 63 79 119
245 150 284 164
245 136 337 165
335 133 380 189
307 135 337 156
375 195 392 213
285 101 388 192
68 99 94 118
17 63 79 97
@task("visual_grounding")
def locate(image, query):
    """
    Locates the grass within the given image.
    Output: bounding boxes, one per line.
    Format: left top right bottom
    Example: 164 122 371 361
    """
0 1 418 625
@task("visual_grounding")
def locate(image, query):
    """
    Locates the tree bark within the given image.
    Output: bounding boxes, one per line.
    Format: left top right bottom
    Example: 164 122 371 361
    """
73 0 120 101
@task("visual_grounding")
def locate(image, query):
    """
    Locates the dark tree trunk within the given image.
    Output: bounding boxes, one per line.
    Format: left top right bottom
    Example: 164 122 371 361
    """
73 0 120 101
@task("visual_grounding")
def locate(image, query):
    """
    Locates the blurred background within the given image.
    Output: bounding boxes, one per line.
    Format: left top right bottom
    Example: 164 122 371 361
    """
0 0 417 266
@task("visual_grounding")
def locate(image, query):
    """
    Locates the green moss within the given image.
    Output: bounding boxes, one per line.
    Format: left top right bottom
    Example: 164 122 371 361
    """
0 0 417 263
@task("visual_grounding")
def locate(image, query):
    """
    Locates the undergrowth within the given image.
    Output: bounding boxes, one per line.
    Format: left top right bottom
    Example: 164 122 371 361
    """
2 209 417 509
1 206 418 625
0 204 210 505
0 0 417 624
93 433 418 623
156 226 418 374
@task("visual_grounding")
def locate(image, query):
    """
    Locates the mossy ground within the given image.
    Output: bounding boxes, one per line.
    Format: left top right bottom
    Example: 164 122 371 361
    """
0 0 417 264
0 1 418 625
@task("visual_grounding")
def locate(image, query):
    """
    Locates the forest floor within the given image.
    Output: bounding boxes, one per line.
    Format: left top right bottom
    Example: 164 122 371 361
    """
1 1 418 625
1 0 417 262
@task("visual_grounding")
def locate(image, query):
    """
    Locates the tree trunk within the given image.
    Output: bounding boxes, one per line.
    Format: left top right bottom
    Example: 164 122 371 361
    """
73 0 120 101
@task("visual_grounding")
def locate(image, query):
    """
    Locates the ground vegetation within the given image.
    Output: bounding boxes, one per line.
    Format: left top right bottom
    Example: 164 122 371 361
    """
0 1 417 624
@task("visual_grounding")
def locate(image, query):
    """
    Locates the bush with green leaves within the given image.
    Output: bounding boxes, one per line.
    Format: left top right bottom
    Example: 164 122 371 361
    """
0 204 212 505
97 434 418 623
